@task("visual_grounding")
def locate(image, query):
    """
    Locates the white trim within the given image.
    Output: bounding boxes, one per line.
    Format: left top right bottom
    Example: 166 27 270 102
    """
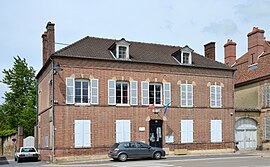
130 81 138 105
149 83 163 106
180 84 193 107
74 79 90 104
141 81 149 106
91 79 99 105
116 81 129 105
108 80 116 105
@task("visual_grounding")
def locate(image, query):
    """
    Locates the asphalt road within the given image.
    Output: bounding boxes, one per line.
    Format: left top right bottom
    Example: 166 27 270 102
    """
2 153 270 167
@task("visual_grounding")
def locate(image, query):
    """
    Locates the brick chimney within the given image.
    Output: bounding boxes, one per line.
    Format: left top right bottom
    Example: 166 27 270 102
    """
224 39 236 67
42 22 55 65
247 27 265 65
204 42 215 60
42 32 48 65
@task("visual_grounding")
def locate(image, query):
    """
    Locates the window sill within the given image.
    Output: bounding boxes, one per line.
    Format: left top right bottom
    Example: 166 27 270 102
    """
75 103 91 106
210 106 222 108
116 104 130 107
180 106 193 108
74 147 91 149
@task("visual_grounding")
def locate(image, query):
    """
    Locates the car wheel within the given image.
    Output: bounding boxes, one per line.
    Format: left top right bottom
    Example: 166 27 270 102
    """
14 157 17 161
17 158 20 163
118 153 127 162
154 152 161 160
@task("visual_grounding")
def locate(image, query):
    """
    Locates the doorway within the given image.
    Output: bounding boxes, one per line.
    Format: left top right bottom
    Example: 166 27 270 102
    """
149 120 163 148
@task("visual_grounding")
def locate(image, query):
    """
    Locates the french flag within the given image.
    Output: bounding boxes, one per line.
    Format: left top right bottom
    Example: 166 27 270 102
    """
148 104 154 109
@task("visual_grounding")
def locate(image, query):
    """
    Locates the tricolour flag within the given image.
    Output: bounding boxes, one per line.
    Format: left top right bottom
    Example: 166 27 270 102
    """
148 104 154 109
164 102 171 115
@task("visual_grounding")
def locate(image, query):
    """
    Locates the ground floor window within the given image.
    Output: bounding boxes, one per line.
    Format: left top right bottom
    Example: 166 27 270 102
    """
116 120 130 142
211 120 222 142
180 120 193 143
74 120 91 147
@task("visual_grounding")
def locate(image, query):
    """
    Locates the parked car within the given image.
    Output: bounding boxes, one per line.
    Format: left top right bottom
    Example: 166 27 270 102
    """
14 147 40 163
108 141 166 162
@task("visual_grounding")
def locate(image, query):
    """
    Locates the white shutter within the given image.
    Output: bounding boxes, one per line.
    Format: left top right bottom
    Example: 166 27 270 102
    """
74 120 83 147
91 79 99 105
130 81 138 105
187 84 193 107
123 120 131 142
181 84 186 106
211 120 222 142
216 86 222 107
163 82 171 105
181 120 193 143
66 77 75 104
210 85 215 107
83 120 91 147
108 80 116 105
116 120 123 143
141 81 149 105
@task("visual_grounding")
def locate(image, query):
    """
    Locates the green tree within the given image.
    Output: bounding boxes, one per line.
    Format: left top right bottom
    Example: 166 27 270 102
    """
0 56 36 136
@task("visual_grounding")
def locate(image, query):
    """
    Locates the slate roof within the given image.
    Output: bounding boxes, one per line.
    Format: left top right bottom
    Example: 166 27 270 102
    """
233 41 270 85
53 36 233 70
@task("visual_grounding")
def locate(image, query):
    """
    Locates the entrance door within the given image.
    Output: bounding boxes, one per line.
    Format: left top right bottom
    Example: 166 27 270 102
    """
149 120 163 148
235 118 257 150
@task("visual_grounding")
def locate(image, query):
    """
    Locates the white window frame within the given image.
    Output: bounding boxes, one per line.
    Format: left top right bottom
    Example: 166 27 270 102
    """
75 79 90 104
115 39 130 60
116 81 129 105
163 82 171 106
181 120 194 143
141 81 149 106
181 52 191 64
211 120 222 143
180 46 193 65
180 84 193 107
130 81 138 105
210 84 222 108
66 77 75 104
149 83 163 106
90 79 99 105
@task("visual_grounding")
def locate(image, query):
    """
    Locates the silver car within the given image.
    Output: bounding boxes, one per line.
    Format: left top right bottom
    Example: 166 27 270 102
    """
108 141 165 162
14 147 40 163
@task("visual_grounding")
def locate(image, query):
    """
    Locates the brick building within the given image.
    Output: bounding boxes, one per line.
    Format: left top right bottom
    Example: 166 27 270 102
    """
36 22 235 161
224 27 270 150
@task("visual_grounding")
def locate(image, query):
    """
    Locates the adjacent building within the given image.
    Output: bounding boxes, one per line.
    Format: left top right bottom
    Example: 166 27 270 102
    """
224 27 270 150
36 22 235 161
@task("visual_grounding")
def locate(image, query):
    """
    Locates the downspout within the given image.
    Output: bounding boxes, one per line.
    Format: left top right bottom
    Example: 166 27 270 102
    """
50 57 55 163
35 79 38 150
233 71 237 151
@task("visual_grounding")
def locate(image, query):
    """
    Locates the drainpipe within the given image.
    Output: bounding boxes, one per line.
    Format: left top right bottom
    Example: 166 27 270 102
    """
50 57 55 163
35 80 39 150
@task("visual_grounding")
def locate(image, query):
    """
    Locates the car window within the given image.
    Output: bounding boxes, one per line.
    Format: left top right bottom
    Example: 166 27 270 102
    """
123 142 136 148
111 143 119 150
21 148 36 152
137 142 149 148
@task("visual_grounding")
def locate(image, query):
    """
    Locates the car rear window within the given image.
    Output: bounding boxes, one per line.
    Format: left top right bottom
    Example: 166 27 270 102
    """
111 143 119 150
21 148 36 152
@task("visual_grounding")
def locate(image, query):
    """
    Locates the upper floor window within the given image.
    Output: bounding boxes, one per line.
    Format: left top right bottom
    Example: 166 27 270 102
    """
180 84 193 107
66 77 99 105
108 80 138 106
182 52 190 64
75 80 89 104
210 84 222 108
116 82 129 104
149 83 162 105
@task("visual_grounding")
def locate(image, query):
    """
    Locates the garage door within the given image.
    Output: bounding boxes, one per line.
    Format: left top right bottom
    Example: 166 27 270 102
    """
235 118 257 150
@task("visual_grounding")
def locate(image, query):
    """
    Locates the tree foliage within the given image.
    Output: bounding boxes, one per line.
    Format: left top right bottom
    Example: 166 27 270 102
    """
0 56 36 136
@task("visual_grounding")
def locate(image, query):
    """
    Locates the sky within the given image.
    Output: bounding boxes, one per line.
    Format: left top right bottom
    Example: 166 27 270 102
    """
0 0 270 104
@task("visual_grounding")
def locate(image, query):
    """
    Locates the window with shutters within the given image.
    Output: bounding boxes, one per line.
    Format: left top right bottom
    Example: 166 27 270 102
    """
210 84 222 108
66 77 98 105
180 84 193 107
116 82 129 104
181 120 193 143
211 120 222 142
74 120 91 148
116 120 131 142
108 80 138 106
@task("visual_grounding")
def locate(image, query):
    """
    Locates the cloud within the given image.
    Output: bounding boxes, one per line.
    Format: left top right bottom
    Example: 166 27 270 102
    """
160 19 173 30
234 0 270 21
202 19 238 35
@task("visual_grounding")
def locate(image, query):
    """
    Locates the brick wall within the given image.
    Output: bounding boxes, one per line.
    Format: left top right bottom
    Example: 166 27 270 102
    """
38 57 234 159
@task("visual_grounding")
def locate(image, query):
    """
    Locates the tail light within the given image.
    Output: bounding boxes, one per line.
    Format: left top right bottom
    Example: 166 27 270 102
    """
112 148 119 153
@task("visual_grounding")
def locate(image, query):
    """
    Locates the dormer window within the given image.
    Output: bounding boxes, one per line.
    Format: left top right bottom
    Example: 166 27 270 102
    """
109 38 131 60
172 45 193 65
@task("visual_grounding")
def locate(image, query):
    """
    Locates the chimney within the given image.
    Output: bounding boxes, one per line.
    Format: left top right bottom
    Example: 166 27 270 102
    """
41 22 55 65
204 42 215 60
42 32 48 65
46 22 55 57
247 27 265 65
224 39 236 67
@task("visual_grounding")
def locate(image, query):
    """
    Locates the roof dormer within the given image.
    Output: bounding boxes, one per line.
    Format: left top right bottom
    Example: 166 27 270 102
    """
172 45 193 65
109 38 131 60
